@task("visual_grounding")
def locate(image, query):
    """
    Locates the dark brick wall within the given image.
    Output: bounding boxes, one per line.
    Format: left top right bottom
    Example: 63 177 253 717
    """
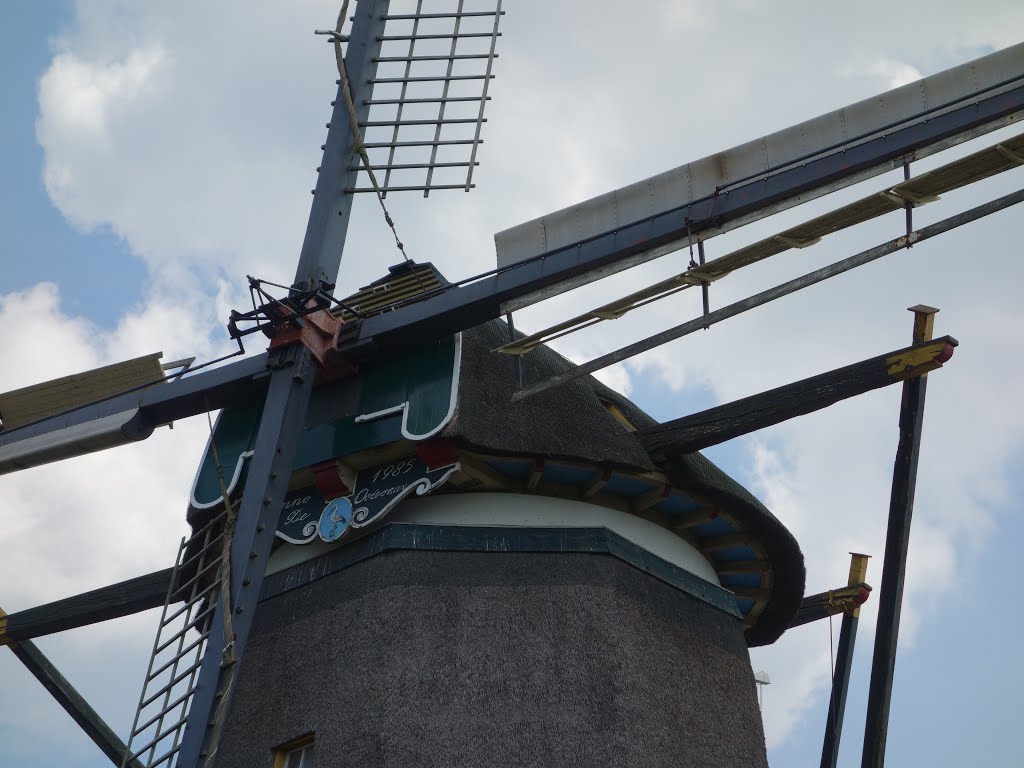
213 550 768 768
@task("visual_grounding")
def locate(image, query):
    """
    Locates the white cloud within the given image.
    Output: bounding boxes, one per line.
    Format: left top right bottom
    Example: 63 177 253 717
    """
0 284 211 763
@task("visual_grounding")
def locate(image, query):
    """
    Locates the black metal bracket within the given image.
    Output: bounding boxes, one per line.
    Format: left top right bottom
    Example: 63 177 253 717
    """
226 276 363 349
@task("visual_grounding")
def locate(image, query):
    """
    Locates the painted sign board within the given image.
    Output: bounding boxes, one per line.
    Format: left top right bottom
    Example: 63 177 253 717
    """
275 455 459 545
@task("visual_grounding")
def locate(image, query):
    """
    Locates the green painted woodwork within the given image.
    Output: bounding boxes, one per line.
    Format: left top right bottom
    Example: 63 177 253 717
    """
191 335 459 508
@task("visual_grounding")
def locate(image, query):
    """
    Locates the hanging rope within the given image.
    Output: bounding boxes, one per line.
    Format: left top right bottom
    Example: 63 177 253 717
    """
330 0 414 267
201 407 239 767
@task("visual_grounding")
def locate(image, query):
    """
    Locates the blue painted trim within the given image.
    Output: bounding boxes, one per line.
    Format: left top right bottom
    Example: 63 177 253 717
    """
261 523 741 618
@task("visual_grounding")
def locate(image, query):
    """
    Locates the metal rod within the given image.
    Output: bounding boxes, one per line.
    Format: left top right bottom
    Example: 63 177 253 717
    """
361 117 484 126
158 580 217 633
374 53 495 62
369 74 493 83
349 161 477 170
379 32 501 41
904 163 913 238
820 553 870 768
291 0 385 291
510 187 1024 402
464 0 501 192
134 685 195 736
140 657 205 710
346 184 476 193
382 11 503 19
363 139 479 147
698 238 710 328
364 95 488 105
129 713 189 761
422 0 466 198
382 0 423 194
861 306 939 768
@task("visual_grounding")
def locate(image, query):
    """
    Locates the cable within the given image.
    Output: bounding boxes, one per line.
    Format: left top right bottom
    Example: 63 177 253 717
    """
200 407 238 767
330 1 417 270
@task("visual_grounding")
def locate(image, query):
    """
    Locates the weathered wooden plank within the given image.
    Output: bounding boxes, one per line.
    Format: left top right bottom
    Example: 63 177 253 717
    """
863 307 937 768
0 567 174 645
641 336 956 458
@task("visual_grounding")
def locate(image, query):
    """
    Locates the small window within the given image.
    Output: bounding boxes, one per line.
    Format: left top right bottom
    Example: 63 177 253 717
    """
274 735 314 768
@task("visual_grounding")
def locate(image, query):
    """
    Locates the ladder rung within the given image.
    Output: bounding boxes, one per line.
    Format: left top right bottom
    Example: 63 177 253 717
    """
141 657 205 709
129 715 188 761
161 579 219 630
133 684 196 736
147 634 205 685
175 529 225 573
155 602 215 656
168 557 221 607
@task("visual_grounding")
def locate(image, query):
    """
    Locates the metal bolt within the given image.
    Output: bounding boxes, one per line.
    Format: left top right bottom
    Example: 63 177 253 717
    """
242 577 251 586
264 496 272 505
256 523 265 532
235 606 244 614
249 551 258 559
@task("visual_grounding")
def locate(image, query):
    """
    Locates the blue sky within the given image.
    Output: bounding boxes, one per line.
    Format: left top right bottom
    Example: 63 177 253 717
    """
0 1 146 328
2 2 1024 767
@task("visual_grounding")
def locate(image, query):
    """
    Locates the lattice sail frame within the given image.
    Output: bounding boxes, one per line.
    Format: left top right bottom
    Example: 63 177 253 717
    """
347 0 504 196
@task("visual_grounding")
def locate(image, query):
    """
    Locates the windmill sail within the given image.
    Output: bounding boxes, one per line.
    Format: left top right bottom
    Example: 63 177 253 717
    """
493 41 1024 311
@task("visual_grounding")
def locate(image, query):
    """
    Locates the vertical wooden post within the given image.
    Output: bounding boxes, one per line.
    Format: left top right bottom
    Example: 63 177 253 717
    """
861 305 938 768
820 553 870 768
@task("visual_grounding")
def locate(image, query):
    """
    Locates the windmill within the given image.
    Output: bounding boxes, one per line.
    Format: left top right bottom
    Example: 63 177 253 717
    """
2 3 1024 767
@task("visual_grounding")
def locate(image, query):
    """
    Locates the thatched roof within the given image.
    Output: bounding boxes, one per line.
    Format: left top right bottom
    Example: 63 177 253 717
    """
439 317 804 646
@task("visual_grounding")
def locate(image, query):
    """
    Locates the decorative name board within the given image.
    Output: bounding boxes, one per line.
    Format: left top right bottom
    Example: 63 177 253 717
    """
276 455 459 545
277 489 329 544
